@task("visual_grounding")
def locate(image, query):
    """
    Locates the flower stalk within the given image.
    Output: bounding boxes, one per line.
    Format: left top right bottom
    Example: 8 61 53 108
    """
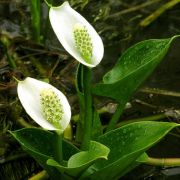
55 131 63 164
48 1 104 150
81 66 93 150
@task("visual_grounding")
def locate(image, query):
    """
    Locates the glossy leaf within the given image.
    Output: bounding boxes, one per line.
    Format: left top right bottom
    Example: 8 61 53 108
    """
93 36 179 102
47 141 109 177
10 128 79 179
136 152 149 163
80 121 179 179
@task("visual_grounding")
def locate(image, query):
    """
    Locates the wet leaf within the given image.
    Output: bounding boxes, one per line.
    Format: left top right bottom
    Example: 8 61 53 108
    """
93 36 180 102
80 121 179 179
47 141 109 177
10 128 79 179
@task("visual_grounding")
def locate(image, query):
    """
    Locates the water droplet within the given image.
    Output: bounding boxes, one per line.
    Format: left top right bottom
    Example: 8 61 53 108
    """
117 137 121 142
122 141 125 146
123 129 127 134
150 50 155 54
129 132 133 137
137 124 141 129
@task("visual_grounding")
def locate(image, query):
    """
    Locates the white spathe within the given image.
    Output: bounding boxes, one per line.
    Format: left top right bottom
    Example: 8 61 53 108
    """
49 1 104 67
17 77 71 131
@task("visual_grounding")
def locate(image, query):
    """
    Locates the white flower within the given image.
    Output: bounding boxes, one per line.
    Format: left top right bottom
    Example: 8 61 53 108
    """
17 77 71 131
49 1 104 67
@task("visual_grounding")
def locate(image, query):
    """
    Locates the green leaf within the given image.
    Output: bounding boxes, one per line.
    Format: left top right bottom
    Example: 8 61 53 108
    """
93 36 179 102
92 110 103 140
10 128 79 179
47 141 110 177
136 152 149 163
80 121 179 179
68 141 109 168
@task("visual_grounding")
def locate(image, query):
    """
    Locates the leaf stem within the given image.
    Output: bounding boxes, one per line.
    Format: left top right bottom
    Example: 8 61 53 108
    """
81 66 93 150
55 131 63 164
140 87 180 97
144 157 180 167
106 102 126 133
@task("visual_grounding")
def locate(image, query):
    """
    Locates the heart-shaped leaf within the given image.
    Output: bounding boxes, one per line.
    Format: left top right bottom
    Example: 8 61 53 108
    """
80 121 179 179
47 141 109 177
10 128 79 179
93 36 179 102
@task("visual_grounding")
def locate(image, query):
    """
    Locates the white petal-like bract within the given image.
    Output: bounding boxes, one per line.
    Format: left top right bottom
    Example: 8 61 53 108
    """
49 1 104 67
17 77 71 131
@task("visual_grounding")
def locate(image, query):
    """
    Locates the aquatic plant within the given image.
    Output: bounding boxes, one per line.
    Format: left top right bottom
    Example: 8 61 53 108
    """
10 1 180 179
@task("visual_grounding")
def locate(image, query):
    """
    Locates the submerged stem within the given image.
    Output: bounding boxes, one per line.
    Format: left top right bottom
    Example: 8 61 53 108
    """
140 0 180 27
81 66 93 150
144 157 180 167
29 170 49 180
